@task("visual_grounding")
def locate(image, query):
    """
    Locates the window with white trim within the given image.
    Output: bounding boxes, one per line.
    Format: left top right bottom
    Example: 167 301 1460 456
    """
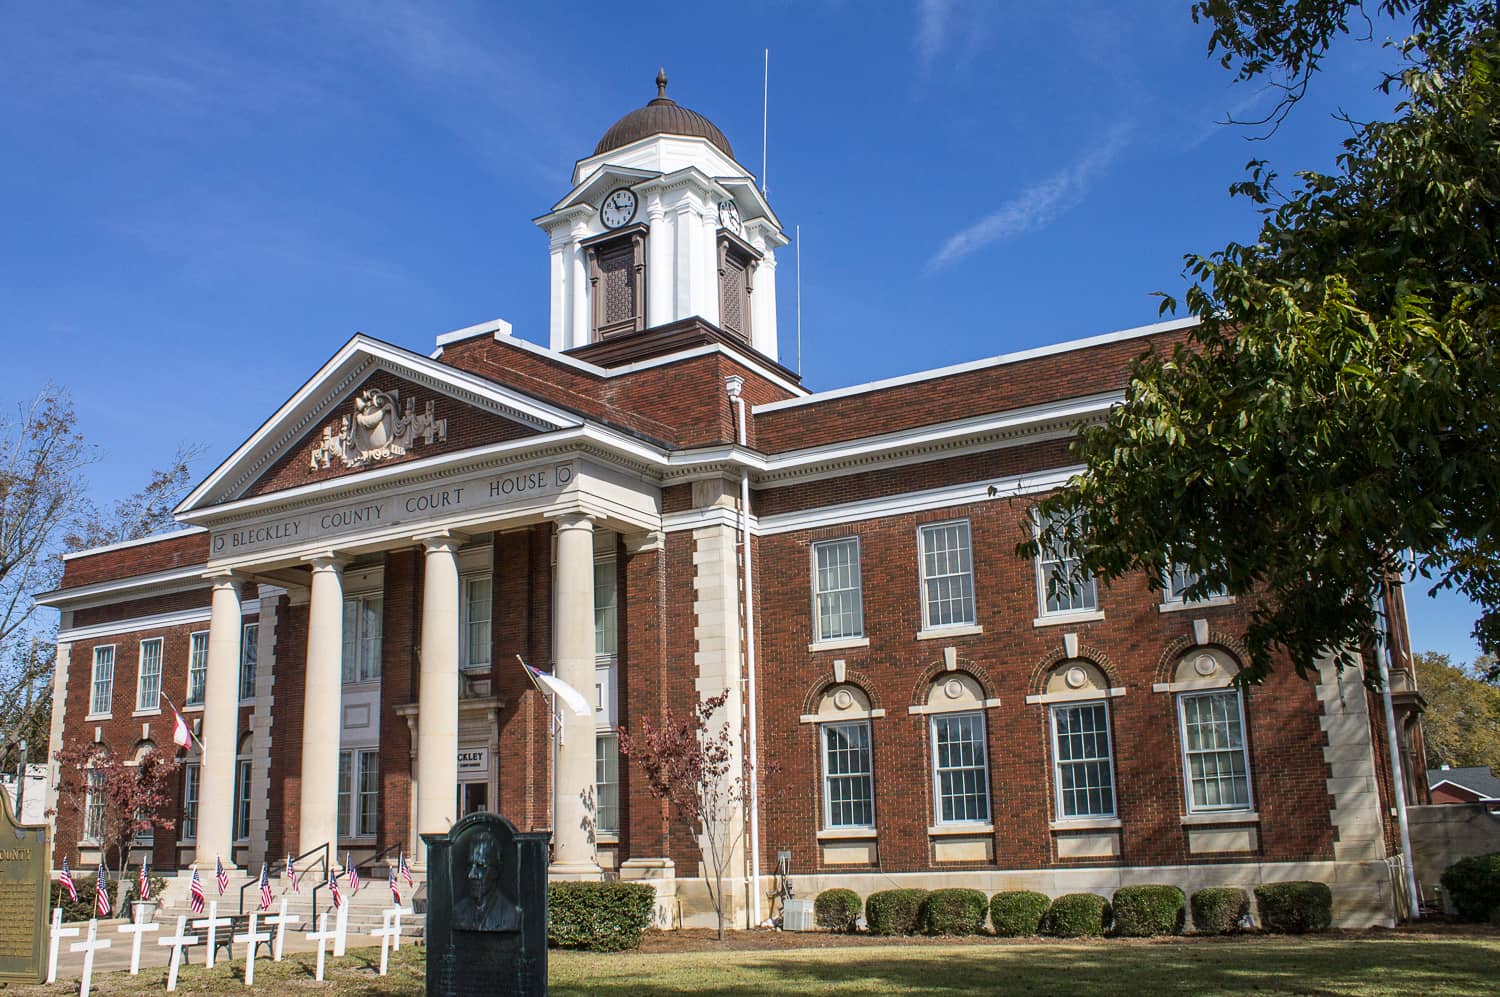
1050 701 1116 819
90 645 115 715
822 719 874 829
1179 689 1253 811
239 623 259 701
1164 564 1228 604
595 733 619 835
84 769 107 842
930 711 990 823
337 749 379 838
812 538 864 641
186 631 209 706
461 576 493 670
233 754 252 842
341 596 383 683
1035 510 1097 615
919 521 976 628
180 762 200 840
594 558 618 656
136 639 162 712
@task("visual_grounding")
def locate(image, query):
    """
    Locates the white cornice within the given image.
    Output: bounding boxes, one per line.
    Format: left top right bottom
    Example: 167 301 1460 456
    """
58 600 262 643
35 565 211 609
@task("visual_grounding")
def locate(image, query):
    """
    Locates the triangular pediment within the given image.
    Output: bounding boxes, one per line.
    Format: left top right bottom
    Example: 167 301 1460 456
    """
178 335 582 512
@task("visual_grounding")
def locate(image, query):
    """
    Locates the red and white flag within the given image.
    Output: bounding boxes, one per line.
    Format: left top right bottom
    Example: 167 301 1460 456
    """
398 851 413 888
345 853 360 894
59 858 77 903
258 864 273 911
284 853 299 893
389 865 400 906
94 865 111 918
328 866 342 909
189 868 205 914
171 710 191 748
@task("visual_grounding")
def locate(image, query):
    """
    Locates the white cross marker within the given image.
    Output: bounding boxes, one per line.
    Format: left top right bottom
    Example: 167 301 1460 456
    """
263 898 302 961
117 903 160 974
385 904 414 951
69 918 112 997
333 899 349 956
191 901 232 969
369 909 397 977
47 908 80 984
156 916 199 992
233 911 271 987
304 911 336 982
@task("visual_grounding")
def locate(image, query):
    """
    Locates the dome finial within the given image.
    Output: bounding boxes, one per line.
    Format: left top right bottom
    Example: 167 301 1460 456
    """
656 68 668 99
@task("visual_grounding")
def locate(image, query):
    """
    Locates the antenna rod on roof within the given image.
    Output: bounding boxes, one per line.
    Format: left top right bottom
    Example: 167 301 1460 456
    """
761 48 769 196
796 224 803 376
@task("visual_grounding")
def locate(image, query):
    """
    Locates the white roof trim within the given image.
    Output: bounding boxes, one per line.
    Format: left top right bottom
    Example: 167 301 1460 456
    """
35 564 210 609
755 316 1199 414
1428 778 1499 800
62 526 207 562
435 317 513 348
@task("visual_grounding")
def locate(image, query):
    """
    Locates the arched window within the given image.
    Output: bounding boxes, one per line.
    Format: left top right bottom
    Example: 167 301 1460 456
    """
810 685 879 831
1037 661 1119 822
233 733 254 843
921 674 992 826
1167 649 1253 814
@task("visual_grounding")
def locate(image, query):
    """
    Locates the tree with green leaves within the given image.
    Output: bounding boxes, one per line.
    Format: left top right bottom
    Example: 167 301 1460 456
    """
1023 1 1500 681
1413 651 1500 770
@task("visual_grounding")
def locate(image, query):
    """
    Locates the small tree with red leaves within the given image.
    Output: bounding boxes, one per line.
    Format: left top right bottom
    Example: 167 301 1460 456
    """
619 690 748 940
51 736 180 887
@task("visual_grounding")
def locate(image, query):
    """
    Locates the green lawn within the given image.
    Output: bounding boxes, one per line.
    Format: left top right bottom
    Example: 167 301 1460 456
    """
20 932 1500 995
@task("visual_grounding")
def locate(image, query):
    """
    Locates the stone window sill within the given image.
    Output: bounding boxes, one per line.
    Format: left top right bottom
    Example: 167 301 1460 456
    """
915 624 983 641
85 713 112 723
596 833 620 846
927 823 993 837
1033 610 1105 628
1181 811 1259 826
817 828 877 840
1049 817 1122 831
132 708 162 718
808 637 870 653
1158 596 1235 614
181 704 204 713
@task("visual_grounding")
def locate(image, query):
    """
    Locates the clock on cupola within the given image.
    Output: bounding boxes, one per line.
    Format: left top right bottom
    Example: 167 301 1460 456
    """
535 69 791 362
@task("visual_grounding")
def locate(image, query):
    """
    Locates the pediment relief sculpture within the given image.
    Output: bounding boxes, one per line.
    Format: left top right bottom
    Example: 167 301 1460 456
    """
310 387 448 471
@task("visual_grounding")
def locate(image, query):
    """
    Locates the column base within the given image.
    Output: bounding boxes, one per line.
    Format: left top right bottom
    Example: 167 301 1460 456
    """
548 861 604 882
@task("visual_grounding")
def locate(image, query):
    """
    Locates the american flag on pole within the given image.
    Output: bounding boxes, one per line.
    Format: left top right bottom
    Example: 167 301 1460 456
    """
345 853 360 894
94 864 111 918
138 857 151 901
258 863 273 911
189 868 205 914
215 856 228 895
284 853 299 893
398 851 413 888
327 866 342 909
59 858 78 903
388 865 400 905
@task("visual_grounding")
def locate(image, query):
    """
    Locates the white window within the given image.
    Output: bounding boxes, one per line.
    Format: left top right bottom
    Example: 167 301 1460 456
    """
90 645 115 716
594 558 618 656
595 733 619 835
822 720 874 829
919 521 976 628
930 711 990 824
1165 563 1227 604
84 769 107 842
337 749 379 838
135 639 162 712
1034 510 1097 615
461 576 493 670
239 623 259 701
341 596 383 683
1051 701 1116 819
180 762 200 841
812 538 864 641
233 755 252 842
186 631 209 706
1179 690 1253 812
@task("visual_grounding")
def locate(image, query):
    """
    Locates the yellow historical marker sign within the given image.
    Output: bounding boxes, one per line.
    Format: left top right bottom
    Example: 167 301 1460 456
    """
0 788 49 984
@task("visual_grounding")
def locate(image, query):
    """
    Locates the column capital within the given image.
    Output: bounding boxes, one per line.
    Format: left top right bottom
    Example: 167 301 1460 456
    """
415 531 467 555
203 569 241 590
300 552 348 574
547 511 597 533
624 530 666 555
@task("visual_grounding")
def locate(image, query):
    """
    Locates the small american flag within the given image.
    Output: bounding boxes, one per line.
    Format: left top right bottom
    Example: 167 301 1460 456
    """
388 865 400 906
59 858 78 903
189 868 205 914
345 853 360 894
328 866 342 909
258 863 273 911
398 851 413 888
95 865 111 918
284 853 299 893
215 856 228 895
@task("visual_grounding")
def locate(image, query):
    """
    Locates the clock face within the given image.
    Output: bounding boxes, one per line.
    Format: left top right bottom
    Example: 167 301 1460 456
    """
718 199 743 236
600 188 637 229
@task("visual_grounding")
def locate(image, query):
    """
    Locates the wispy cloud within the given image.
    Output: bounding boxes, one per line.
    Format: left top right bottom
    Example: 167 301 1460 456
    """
916 0 952 64
927 123 1133 272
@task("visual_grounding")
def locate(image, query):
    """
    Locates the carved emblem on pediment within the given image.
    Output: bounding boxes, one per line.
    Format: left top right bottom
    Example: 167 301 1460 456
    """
310 387 448 471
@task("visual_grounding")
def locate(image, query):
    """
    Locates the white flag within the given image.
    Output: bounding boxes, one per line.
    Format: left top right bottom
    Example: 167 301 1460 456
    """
525 663 593 718
172 710 191 748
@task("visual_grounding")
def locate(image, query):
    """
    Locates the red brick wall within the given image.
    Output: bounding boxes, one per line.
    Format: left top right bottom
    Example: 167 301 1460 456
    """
378 550 421 852
492 527 554 832
60 531 209 588
72 589 210 628
268 599 307 859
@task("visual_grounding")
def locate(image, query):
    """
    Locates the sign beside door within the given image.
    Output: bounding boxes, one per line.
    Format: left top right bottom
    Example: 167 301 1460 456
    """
458 748 489 774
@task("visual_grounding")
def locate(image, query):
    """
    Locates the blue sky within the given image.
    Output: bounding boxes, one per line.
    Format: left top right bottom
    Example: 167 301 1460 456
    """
1 1 1481 664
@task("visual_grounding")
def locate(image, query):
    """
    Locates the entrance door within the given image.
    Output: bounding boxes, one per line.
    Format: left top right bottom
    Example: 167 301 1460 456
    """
458 781 488 817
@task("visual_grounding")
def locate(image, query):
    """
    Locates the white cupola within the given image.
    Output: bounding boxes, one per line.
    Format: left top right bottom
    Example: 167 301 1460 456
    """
535 70 788 362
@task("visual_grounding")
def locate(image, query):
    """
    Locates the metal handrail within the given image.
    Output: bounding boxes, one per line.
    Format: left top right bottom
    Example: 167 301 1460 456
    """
351 842 403 885
238 841 330 920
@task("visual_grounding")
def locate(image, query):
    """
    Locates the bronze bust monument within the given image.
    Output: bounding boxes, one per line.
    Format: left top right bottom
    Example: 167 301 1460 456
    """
453 831 519 932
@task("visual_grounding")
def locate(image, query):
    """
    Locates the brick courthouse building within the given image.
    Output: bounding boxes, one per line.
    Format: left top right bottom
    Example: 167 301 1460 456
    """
40 75 1426 927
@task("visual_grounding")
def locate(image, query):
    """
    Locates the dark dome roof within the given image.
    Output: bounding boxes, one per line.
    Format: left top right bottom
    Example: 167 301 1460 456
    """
594 69 734 159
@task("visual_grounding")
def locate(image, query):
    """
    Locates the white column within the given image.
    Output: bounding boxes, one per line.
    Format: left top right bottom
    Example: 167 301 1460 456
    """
646 195 670 328
550 513 601 879
548 230 570 352
699 205 721 327
751 248 779 360
674 203 695 319
569 221 590 349
298 556 345 857
195 574 242 871
416 535 461 862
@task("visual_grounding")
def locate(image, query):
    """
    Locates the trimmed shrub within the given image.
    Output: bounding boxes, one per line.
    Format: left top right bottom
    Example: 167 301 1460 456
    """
990 891 1051 937
123 875 169 909
1190 887 1250 934
548 881 656 951
1111 884 1185 937
814 888 862 932
51 875 102 923
1254 882 1333 934
865 889 928 936
1040 893 1110 938
1440 852 1500 923
919 888 988 936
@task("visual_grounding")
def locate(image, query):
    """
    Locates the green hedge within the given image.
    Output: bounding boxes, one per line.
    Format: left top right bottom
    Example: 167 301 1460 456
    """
1190 887 1249 934
1254 882 1333 934
814 888 862 932
51 875 103 923
548 881 656 951
919 888 988 936
1040 893 1110 938
989 891 1051 937
1440 853 1500 923
1111 884 1185 937
865 889 928 936
123 875 169 909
